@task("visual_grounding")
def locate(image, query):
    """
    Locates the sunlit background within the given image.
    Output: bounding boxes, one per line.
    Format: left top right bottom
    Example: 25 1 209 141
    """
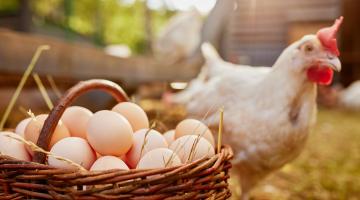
0 0 359 199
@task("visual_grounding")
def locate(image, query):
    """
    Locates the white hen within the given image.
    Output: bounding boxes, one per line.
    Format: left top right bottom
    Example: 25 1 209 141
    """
171 43 270 107
170 17 343 200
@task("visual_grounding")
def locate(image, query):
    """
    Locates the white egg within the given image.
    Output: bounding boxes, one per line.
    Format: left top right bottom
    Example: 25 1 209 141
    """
87 110 133 156
90 156 129 171
137 148 181 169
15 118 31 138
48 137 96 170
175 119 215 147
126 129 168 168
61 106 93 139
112 102 149 131
0 132 31 161
163 130 175 145
169 135 215 163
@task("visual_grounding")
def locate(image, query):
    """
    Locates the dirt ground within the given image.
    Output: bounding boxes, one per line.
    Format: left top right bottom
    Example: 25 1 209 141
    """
229 109 360 200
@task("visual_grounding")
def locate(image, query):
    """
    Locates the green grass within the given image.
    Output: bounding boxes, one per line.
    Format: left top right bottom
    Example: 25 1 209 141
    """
230 109 360 200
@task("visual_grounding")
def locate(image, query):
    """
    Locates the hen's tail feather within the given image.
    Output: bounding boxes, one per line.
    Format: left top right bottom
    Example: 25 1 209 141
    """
169 43 220 105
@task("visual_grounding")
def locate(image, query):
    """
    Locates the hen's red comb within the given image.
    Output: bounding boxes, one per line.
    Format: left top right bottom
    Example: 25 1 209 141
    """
316 16 344 56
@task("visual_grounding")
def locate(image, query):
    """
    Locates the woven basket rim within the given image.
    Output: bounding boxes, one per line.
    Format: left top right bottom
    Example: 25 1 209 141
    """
0 145 233 174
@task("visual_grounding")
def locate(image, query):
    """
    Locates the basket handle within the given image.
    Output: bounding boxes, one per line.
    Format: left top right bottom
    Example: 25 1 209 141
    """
33 79 130 164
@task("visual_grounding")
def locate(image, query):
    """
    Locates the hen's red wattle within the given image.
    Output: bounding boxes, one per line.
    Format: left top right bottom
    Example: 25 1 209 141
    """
307 66 334 85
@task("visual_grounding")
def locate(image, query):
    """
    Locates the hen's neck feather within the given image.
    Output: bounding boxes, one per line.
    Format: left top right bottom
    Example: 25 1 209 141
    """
251 48 318 130
255 45 316 109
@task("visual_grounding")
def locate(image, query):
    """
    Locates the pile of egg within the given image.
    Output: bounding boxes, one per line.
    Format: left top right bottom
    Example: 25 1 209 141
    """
0 102 215 172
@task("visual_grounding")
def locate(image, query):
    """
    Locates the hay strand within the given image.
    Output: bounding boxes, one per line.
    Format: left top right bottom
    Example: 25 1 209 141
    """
1 132 86 171
46 75 62 99
33 73 54 110
0 45 50 130
217 107 224 153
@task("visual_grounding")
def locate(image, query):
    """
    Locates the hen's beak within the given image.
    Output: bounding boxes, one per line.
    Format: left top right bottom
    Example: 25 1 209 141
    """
319 56 341 72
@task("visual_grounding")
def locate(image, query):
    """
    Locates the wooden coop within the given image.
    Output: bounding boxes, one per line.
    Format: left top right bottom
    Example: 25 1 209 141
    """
203 0 360 86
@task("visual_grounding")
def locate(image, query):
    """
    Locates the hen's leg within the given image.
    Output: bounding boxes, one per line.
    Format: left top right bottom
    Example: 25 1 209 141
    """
239 172 257 200
240 192 250 200
240 184 251 200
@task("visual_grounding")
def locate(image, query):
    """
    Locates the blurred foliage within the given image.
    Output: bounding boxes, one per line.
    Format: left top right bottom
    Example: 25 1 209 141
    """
0 0 19 14
1 0 174 53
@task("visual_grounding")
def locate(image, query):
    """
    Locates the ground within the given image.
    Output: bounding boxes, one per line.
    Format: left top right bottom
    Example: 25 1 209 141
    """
229 108 360 200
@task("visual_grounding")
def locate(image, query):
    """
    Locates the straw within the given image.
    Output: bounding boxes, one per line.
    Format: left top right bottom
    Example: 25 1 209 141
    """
0 45 50 130
139 122 157 158
1 132 86 171
217 107 224 153
186 104 220 163
26 109 36 120
18 106 29 117
166 103 220 165
33 73 54 110
46 75 62 99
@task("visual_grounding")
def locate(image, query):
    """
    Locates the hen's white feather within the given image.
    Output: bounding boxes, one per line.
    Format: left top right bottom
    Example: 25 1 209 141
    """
173 37 326 198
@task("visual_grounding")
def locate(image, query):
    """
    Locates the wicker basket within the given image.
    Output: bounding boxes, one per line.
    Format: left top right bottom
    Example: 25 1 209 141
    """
0 79 233 199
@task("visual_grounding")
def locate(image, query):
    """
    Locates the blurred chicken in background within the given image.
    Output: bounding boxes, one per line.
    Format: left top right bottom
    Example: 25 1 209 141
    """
317 80 360 111
338 80 360 110
154 9 203 64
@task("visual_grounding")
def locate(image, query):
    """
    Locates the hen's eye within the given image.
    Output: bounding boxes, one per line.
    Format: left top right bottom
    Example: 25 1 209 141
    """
304 44 314 52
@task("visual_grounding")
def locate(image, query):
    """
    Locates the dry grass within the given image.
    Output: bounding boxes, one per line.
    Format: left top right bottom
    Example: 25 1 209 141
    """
230 108 360 200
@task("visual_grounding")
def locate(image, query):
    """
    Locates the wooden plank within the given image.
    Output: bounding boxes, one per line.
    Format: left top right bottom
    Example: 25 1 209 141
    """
339 0 360 85
0 29 202 88
220 0 341 67
287 22 330 44
286 6 341 22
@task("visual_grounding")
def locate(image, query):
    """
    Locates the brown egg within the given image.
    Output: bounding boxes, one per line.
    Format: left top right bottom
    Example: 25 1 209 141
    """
88 156 129 189
90 156 129 171
61 106 93 139
126 129 168 168
163 130 175 145
137 148 181 169
15 118 31 138
0 131 31 161
175 119 215 147
24 114 70 155
48 137 96 170
169 135 215 163
112 102 149 132
87 110 133 156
